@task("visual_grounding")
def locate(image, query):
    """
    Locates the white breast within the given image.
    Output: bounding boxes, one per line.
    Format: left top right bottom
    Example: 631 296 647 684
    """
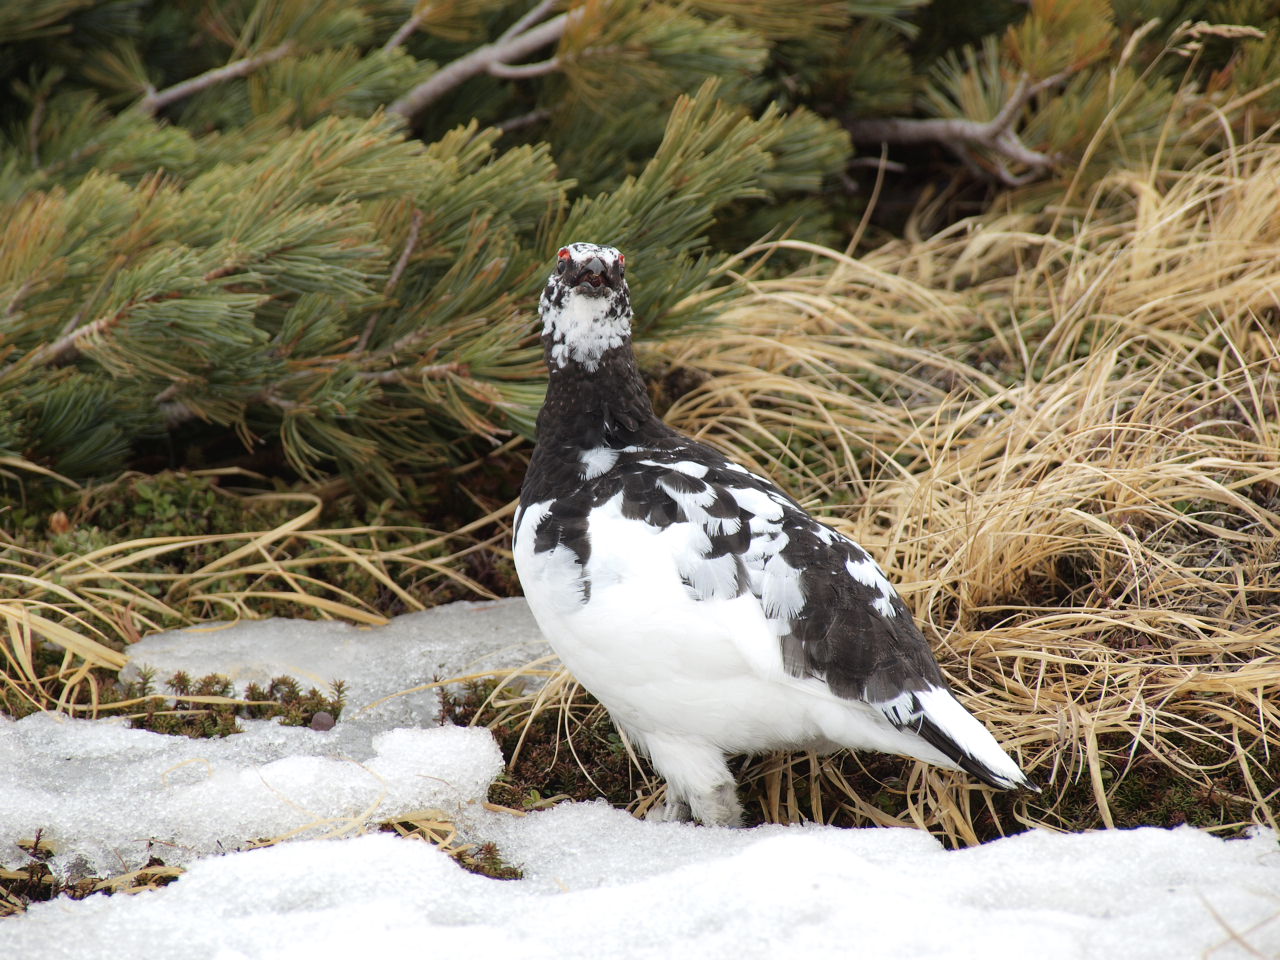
515 494 850 753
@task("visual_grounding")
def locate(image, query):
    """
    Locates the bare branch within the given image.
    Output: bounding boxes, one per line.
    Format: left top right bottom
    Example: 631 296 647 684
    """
264 393 301 412
384 4 431 52
356 362 465 384
500 0 560 42
1026 69 1077 100
389 7 579 121
154 383 182 404
987 74 1031 134
386 209 425 295
497 107 551 134
847 70 1076 186
4 280 35 318
849 114 1014 149
847 157 907 173
487 56 561 79
27 92 45 168
139 42 295 116
378 323 456 363
40 311 118 367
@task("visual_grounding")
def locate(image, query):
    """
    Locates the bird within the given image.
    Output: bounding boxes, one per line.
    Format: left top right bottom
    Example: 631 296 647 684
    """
513 242 1036 827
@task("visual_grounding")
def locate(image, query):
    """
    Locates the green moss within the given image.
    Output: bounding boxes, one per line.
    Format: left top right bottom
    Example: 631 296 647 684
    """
126 670 345 738
455 842 524 881
4 472 293 553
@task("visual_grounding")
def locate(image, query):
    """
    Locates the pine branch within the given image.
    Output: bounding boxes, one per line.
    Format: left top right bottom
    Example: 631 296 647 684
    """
356 208 424 352
158 359 468 429
389 4 579 120
139 42 295 116
27 91 45 168
40 311 121 367
5 280 35 319
366 321 458 367
33 264 241 368
848 71 1075 187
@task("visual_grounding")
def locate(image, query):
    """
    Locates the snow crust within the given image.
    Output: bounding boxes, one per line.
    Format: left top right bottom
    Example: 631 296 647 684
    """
3 599 1279 958
0 712 502 879
1 599 539 879
120 597 546 730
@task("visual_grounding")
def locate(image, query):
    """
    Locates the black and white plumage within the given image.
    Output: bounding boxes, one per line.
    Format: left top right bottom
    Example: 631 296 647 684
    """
515 242 1035 826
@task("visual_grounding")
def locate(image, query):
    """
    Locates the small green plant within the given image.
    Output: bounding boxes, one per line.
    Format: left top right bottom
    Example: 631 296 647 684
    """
455 842 524 881
127 670 345 738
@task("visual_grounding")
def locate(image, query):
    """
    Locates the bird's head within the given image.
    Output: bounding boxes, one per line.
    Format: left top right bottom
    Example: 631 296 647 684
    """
538 242 632 372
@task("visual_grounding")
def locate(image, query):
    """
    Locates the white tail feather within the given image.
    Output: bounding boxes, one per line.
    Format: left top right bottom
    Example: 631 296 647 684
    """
910 687 1034 791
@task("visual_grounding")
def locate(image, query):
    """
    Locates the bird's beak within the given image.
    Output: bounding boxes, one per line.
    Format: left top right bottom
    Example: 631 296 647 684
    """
572 256 613 296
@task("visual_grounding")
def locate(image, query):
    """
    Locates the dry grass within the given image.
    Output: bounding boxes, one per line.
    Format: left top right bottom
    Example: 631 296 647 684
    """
1 860 184 917
492 133 1280 844
0 491 517 909
0 488 511 718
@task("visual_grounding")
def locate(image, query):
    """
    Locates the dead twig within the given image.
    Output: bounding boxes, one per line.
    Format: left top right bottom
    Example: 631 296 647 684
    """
355 362 465 384
487 57 561 79
497 108 552 134
139 42 295 116
383 3 433 52
390 3 577 121
848 71 1075 187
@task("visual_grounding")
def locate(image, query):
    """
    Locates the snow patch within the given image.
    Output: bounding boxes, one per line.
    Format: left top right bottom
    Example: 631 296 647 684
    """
3 600 1280 959
0 702 503 880
6 802 1280 959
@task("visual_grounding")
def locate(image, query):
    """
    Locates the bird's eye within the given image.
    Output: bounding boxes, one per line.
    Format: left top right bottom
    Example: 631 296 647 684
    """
556 259 568 274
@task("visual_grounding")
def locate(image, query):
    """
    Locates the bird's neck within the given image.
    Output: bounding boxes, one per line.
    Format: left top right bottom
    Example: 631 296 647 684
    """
535 336 668 452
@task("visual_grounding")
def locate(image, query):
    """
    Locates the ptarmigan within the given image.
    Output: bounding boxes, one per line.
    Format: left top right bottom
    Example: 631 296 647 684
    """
514 242 1035 826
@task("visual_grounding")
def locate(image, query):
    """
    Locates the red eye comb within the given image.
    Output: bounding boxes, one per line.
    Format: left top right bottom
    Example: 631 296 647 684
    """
558 247 571 259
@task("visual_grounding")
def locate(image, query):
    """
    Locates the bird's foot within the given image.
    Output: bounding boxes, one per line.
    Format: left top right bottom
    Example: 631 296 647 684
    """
644 797 692 823
689 782 743 828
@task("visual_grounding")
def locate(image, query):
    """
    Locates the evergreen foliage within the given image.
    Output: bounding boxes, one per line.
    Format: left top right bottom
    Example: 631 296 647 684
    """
0 0 1275 496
